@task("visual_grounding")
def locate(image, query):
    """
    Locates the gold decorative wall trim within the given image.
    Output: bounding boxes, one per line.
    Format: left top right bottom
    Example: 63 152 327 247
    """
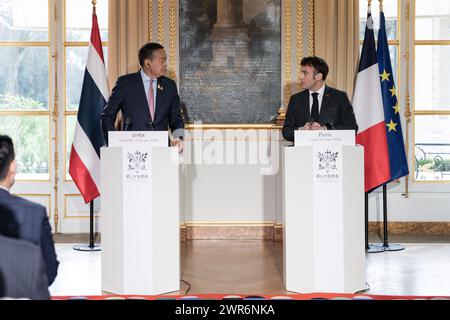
296 0 303 91
148 0 153 41
168 0 177 81
157 0 165 45
52 0 59 233
307 0 314 55
283 0 292 108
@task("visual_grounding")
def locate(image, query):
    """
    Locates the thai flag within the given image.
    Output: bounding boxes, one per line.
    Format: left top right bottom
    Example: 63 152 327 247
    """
353 8 390 192
69 13 109 203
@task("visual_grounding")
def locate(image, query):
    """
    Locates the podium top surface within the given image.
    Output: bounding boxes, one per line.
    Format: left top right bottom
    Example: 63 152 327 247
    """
294 130 355 146
108 131 168 147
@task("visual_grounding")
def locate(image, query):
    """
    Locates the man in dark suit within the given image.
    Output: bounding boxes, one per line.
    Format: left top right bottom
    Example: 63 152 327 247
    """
282 56 358 142
0 135 59 286
0 235 51 300
0 204 50 300
101 42 184 151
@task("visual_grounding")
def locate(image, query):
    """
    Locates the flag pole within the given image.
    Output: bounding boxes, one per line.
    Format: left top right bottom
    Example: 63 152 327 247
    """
378 184 405 251
74 201 100 251
367 0 406 253
73 0 101 252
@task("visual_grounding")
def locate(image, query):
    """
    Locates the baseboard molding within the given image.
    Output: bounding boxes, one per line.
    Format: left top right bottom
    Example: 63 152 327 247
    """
183 222 277 240
182 222 450 241
53 222 450 243
368 221 450 235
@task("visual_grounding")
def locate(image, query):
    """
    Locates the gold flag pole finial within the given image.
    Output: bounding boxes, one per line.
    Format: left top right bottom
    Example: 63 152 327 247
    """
379 0 384 11
368 0 372 8
92 0 97 14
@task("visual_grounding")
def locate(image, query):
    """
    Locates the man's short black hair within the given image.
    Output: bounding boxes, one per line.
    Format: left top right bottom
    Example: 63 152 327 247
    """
0 135 15 181
301 56 329 81
138 42 164 67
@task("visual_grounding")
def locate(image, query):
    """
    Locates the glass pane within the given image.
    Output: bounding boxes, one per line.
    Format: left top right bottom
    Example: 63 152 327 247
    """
359 0 398 40
65 115 76 180
415 115 450 181
65 0 108 42
389 45 398 86
0 0 49 41
359 45 398 85
66 46 108 111
414 45 450 110
0 115 49 180
416 0 450 40
0 46 49 111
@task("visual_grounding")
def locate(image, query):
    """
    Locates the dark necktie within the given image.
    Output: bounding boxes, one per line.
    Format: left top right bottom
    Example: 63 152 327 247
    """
311 92 320 122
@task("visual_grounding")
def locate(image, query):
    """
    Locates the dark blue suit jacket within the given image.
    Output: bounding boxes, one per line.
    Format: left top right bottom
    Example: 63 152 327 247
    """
0 189 59 285
282 86 358 142
101 72 185 144
0 235 50 300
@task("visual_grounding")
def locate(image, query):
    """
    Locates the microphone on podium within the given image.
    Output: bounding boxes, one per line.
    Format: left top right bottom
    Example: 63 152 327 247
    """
124 118 132 131
324 119 335 130
146 122 154 131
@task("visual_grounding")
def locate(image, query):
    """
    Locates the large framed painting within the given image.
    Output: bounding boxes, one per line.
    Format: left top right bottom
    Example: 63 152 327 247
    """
179 0 281 124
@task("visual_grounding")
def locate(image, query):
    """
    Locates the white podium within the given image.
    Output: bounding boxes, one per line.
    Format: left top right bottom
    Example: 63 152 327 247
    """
283 131 365 293
100 131 180 295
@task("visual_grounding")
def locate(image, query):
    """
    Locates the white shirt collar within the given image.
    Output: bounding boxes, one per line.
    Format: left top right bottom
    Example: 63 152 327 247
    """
309 84 325 97
140 69 156 83
0 185 10 193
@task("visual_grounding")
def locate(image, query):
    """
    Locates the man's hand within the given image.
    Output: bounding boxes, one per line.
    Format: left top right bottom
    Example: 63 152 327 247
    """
171 138 184 154
310 122 327 130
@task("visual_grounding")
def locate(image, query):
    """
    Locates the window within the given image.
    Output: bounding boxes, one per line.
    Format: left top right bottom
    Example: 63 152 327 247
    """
0 0 51 180
414 0 450 181
359 0 399 84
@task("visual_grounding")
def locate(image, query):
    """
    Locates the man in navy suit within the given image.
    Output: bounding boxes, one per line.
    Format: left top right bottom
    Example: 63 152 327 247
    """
0 203 50 300
101 42 185 151
282 56 358 142
0 135 59 286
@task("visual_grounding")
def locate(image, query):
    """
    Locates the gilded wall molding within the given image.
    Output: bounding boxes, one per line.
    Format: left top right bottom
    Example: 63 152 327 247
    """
168 0 177 81
148 0 153 41
404 0 411 196
307 0 314 55
157 0 165 45
296 0 304 91
283 0 292 108
52 0 59 233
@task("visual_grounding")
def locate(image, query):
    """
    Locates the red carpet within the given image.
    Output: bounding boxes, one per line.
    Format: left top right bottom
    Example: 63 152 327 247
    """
51 293 450 300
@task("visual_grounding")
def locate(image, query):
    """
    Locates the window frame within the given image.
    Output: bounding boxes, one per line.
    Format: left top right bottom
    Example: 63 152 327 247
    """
0 0 52 181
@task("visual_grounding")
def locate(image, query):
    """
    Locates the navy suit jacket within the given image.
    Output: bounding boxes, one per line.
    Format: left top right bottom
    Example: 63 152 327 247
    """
282 86 358 142
0 235 50 300
101 72 185 144
0 189 59 285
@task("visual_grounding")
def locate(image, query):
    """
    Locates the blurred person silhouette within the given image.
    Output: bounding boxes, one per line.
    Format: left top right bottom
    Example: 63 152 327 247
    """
0 203 50 300
0 135 59 285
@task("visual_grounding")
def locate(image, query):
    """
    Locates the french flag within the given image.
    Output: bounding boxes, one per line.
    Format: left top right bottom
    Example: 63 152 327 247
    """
353 8 390 192
69 13 109 203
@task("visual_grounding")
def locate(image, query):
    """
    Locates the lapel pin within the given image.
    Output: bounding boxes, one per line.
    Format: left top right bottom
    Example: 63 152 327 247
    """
157 84 163 91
